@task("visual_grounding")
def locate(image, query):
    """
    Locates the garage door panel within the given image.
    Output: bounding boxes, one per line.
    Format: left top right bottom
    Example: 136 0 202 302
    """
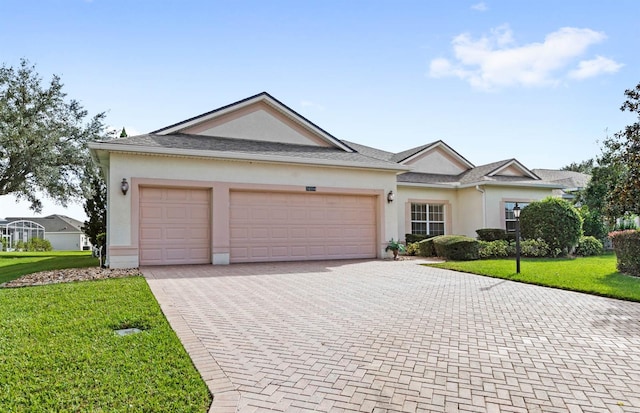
165 188 189 201
189 248 211 260
307 227 326 238
140 248 162 262
271 228 288 238
190 206 210 220
139 225 163 237
190 227 210 240
141 206 163 220
230 191 376 263
165 206 187 220
251 208 270 221
290 228 307 239
139 187 211 266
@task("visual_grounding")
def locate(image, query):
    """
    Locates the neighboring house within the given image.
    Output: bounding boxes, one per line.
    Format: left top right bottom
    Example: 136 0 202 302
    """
4 215 92 251
89 92 574 268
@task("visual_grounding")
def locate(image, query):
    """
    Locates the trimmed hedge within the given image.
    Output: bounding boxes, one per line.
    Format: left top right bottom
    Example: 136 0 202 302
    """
476 228 507 242
574 236 604 257
417 237 438 257
520 238 556 258
520 197 582 254
432 235 479 261
609 230 640 276
478 240 510 258
405 234 437 244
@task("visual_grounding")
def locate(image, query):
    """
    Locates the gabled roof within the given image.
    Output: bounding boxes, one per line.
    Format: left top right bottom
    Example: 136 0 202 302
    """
460 159 539 183
92 134 408 172
397 159 564 189
391 140 475 169
5 215 85 233
151 92 354 152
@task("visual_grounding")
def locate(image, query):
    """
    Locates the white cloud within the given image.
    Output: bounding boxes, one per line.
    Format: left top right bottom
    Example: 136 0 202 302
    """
429 26 621 90
471 2 488 12
569 55 624 80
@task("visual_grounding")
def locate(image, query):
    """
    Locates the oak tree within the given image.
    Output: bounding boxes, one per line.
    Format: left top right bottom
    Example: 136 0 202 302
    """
601 82 640 216
0 59 109 212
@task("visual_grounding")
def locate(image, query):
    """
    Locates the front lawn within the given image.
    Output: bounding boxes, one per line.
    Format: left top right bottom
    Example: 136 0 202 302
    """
428 253 640 302
0 251 98 284
0 277 211 412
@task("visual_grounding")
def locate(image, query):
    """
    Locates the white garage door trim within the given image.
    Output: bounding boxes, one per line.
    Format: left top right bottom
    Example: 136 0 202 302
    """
139 187 211 266
230 191 377 263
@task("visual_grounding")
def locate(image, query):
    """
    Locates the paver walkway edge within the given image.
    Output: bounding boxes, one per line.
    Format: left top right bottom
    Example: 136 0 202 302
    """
144 269 241 413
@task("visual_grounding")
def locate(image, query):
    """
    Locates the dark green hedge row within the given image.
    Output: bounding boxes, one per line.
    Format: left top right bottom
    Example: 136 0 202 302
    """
405 234 438 244
610 230 640 276
415 235 478 260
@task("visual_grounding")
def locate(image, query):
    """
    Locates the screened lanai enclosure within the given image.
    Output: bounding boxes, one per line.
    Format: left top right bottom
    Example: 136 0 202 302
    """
0 220 46 251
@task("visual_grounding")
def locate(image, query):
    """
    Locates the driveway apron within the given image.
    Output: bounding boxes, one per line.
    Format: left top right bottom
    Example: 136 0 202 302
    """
143 260 640 413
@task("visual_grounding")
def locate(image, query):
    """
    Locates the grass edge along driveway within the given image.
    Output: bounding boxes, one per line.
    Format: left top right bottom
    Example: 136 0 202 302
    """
427 253 640 302
0 277 212 412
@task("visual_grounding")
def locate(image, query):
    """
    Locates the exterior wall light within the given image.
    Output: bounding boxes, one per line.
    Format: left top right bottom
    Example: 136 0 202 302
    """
121 178 129 195
387 190 395 203
513 203 521 274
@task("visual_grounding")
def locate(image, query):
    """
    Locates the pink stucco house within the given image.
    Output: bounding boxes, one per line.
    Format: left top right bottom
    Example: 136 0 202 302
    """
89 92 582 268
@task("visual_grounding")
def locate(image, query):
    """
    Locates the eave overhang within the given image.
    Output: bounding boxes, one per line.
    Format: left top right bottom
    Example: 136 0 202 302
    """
87 142 410 173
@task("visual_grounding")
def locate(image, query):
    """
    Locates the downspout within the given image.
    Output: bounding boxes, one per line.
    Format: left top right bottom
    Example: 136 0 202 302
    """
475 185 486 228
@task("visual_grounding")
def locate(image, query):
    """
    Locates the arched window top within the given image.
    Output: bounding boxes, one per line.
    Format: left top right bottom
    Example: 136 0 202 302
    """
5 220 45 232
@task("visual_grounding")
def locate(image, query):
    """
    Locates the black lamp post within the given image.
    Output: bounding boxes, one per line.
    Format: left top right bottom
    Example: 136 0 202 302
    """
513 203 521 274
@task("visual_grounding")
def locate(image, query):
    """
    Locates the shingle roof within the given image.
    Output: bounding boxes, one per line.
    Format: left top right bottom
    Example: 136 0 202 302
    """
341 140 395 161
397 172 460 185
5 215 84 233
103 133 404 170
458 160 515 184
531 169 590 189
397 159 566 188
391 142 438 163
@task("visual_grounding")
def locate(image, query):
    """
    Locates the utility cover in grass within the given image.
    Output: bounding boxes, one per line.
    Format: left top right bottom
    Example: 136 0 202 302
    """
115 327 142 336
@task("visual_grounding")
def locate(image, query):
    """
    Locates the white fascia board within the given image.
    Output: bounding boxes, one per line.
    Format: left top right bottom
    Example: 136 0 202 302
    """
91 143 410 173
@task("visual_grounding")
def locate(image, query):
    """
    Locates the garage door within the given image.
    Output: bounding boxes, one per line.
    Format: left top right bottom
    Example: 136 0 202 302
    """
139 187 211 265
230 191 377 263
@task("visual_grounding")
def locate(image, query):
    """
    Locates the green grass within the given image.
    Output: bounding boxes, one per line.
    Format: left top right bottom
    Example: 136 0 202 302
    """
0 277 211 412
0 251 99 284
428 253 640 302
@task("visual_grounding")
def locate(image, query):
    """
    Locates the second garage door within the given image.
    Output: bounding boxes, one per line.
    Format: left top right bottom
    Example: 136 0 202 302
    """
230 191 377 263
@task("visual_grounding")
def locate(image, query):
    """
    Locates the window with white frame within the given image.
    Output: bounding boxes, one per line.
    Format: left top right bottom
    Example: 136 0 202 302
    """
411 203 445 235
504 202 529 232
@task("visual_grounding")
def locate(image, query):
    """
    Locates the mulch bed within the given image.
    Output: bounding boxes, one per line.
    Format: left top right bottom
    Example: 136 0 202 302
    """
1 267 141 288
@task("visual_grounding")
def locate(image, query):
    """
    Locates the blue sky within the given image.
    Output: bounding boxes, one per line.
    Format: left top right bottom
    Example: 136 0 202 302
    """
1 0 638 219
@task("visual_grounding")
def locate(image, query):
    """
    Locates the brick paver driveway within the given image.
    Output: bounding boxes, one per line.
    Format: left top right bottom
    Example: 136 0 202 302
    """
143 260 640 413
